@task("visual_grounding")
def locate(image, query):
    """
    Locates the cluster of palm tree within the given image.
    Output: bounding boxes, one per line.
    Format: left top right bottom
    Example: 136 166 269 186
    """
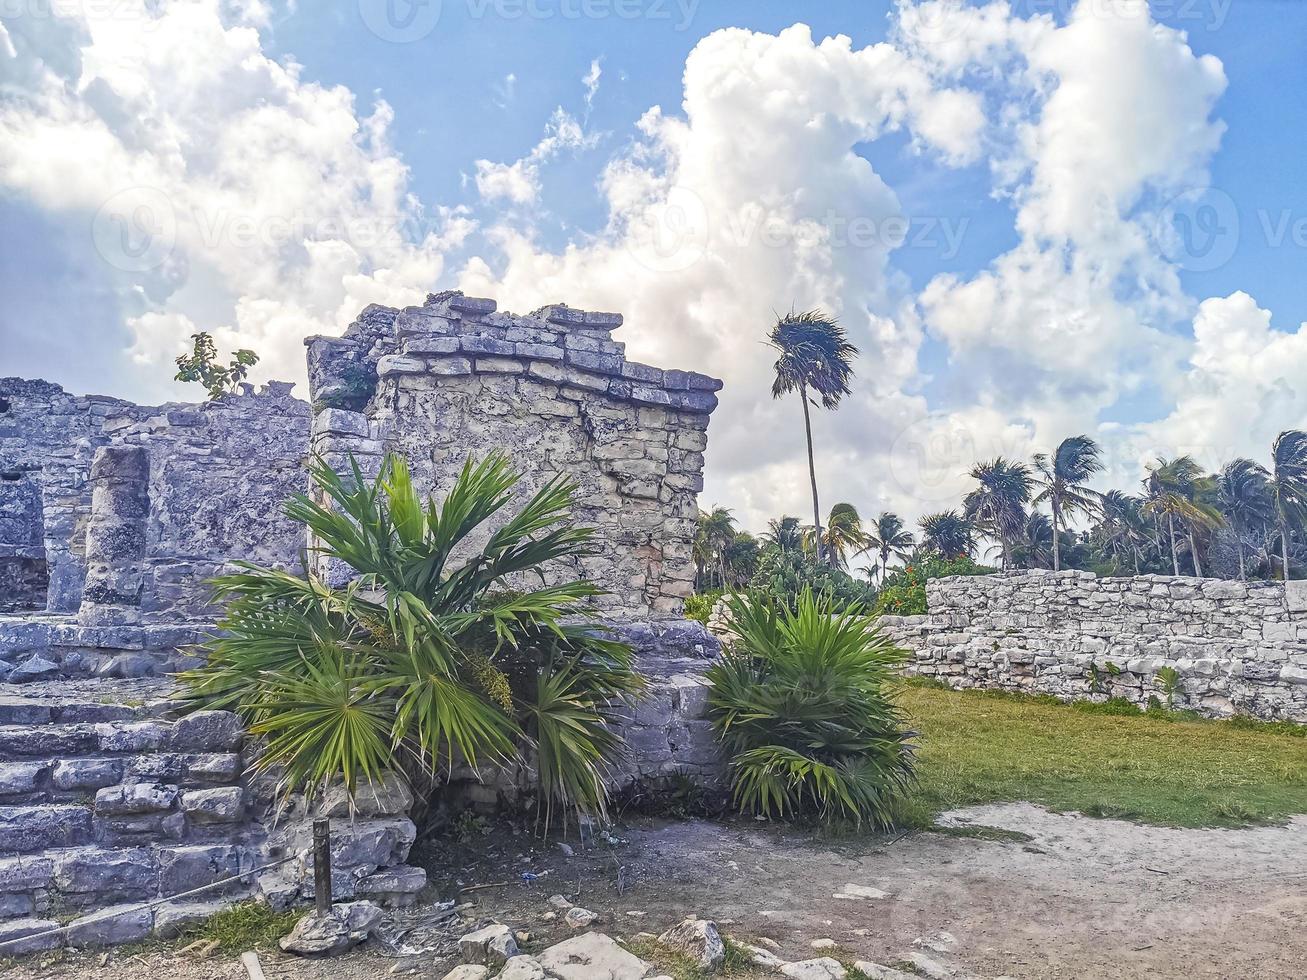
725 308 1307 589
940 431 1307 580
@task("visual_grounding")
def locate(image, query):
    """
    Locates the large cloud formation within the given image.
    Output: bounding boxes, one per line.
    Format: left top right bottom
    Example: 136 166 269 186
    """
2 0 1304 546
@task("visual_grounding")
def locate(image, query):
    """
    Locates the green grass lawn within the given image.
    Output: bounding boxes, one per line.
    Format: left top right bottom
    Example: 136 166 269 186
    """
895 681 1307 829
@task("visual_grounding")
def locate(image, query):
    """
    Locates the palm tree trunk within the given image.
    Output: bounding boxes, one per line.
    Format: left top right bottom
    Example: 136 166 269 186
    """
1236 533 1246 580
1051 501 1061 571
882 553 889 583
1280 515 1292 581
798 383 825 566
1187 529 1203 578
1168 513 1180 576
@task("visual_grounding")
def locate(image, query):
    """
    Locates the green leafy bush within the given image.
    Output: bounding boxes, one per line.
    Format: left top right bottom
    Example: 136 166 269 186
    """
872 554 994 616
705 589 915 826
180 452 642 828
749 546 873 612
683 589 723 625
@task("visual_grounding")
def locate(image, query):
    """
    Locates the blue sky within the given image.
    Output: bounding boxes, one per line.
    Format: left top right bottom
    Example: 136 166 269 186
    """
2 0 1306 532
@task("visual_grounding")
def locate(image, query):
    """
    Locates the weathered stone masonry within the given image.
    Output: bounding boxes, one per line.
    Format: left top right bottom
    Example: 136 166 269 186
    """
305 291 721 618
880 570 1307 722
0 292 724 948
0 377 310 624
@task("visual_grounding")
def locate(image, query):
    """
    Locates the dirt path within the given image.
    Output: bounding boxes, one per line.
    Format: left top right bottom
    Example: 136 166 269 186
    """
11 804 1307 979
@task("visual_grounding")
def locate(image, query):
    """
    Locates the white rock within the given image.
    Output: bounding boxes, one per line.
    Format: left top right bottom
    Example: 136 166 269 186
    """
907 952 955 979
657 918 725 971
548 894 572 910
495 955 546 980
833 883 889 900
810 938 836 950
853 963 915 980
442 967 489 980
459 924 520 966
738 942 786 970
780 957 846 980
564 906 598 929
537 933 652 980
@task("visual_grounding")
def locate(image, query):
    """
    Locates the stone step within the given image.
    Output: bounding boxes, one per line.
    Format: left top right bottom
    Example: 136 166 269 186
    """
0 709 244 760
0 842 263 914
0 751 244 804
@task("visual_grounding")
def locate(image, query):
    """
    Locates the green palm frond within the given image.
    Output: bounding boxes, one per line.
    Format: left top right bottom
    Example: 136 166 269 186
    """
706 589 915 827
182 450 638 823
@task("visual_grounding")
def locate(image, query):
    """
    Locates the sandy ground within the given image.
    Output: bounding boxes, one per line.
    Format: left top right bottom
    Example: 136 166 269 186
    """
9 803 1307 979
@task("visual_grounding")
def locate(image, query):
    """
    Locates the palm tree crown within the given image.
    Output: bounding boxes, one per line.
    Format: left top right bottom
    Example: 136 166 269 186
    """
918 510 975 559
863 511 915 582
1142 456 1223 577
768 310 859 565
806 502 868 569
1269 430 1307 580
964 457 1032 569
1216 458 1273 580
1031 435 1103 571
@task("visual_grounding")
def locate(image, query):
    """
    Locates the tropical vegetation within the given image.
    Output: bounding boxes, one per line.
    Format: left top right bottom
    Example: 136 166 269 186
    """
705 589 916 826
179 451 643 829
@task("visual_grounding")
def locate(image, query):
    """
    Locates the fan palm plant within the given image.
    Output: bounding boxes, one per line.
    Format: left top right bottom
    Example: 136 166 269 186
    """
1269 430 1307 581
1143 456 1223 577
863 512 915 583
179 452 643 829
768 310 859 566
806 502 869 569
963 457 1032 570
705 589 915 826
918 510 975 559
1031 435 1103 571
1217 458 1274 580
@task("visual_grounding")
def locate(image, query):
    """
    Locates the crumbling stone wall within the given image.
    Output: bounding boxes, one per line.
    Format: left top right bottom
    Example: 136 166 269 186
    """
0 377 309 621
306 292 721 619
884 571 1307 722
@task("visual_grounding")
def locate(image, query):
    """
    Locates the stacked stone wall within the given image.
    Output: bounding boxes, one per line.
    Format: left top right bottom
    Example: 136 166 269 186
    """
0 377 309 621
888 571 1307 721
306 292 720 619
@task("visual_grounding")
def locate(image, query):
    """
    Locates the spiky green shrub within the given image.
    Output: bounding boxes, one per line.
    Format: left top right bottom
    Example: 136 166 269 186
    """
179 452 643 827
705 589 915 826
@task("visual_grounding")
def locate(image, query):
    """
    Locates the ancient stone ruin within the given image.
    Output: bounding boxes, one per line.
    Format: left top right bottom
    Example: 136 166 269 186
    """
0 291 724 950
877 570 1307 721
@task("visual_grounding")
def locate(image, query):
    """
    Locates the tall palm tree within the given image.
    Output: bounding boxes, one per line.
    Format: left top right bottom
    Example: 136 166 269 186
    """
918 510 975 559
768 310 858 566
1012 511 1055 569
806 502 868 569
1269 430 1307 581
1142 457 1222 577
963 457 1032 570
863 512 915 582
695 506 737 590
722 531 761 587
763 516 804 553
1216 458 1274 580
1094 490 1147 574
1031 435 1103 571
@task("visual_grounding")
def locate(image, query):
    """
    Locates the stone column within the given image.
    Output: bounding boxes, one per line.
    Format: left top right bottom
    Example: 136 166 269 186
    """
78 445 149 626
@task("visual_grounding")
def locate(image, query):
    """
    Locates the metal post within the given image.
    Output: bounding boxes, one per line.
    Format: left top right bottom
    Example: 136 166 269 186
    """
312 817 332 915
